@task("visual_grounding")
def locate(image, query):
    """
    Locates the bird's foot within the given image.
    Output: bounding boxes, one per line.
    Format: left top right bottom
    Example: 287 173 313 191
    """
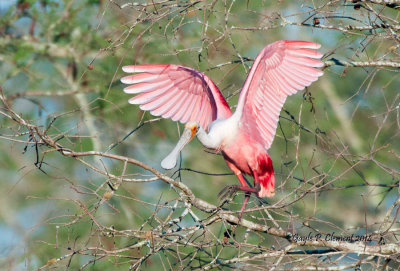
218 184 261 220
218 185 239 200
218 185 259 200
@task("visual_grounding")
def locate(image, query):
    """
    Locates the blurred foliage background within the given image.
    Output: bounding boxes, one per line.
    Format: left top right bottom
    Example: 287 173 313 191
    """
0 0 399 270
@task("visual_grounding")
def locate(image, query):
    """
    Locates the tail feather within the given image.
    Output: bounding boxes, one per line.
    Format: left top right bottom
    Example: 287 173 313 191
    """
258 173 275 197
256 154 275 197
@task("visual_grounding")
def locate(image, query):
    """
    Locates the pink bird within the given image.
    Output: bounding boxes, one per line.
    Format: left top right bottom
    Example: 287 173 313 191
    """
121 40 323 215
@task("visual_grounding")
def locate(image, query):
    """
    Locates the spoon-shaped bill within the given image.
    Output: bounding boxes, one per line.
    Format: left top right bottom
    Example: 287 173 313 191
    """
161 127 195 169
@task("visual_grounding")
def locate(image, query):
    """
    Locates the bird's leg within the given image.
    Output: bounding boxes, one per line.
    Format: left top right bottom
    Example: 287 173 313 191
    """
218 164 254 199
219 170 261 198
236 171 248 187
239 192 251 220
238 170 252 218
218 168 261 218
218 183 259 198
218 183 260 219
238 172 262 219
252 170 262 194
253 169 258 187
218 178 257 219
219 161 262 218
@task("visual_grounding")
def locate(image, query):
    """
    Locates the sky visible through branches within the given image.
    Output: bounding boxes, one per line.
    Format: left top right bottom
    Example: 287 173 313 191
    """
0 0 399 270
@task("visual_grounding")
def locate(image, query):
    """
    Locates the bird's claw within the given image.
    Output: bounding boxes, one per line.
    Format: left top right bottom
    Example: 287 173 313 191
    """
218 185 240 200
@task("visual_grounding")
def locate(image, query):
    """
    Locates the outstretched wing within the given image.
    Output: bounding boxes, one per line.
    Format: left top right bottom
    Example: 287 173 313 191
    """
121 64 232 130
236 40 324 149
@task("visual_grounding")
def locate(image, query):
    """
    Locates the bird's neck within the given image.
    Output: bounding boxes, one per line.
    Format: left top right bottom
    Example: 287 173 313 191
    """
197 115 241 150
196 127 220 149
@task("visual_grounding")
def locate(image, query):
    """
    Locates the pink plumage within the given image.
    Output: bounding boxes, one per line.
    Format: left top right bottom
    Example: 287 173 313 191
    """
121 65 232 130
121 40 323 215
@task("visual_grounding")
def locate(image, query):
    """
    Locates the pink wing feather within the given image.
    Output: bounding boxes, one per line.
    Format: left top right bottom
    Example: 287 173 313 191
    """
236 40 324 149
121 64 232 130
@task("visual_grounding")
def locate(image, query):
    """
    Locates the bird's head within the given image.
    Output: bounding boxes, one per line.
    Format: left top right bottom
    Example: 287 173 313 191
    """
161 121 199 170
185 121 199 141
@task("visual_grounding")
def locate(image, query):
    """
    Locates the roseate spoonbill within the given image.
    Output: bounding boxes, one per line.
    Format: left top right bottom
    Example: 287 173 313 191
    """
121 40 323 215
